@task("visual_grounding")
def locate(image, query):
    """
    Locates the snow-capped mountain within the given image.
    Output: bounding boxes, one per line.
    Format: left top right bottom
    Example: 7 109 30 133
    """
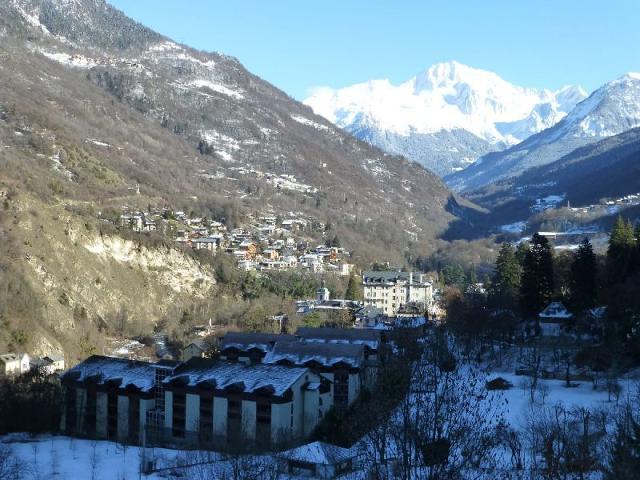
304 61 587 176
446 72 640 192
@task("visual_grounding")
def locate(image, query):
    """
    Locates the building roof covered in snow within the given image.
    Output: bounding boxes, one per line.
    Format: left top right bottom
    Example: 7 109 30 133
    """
164 358 308 396
263 342 365 369
296 327 382 349
539 302 573 321
61 355 161 393
276 441 354 465
220 332 297 353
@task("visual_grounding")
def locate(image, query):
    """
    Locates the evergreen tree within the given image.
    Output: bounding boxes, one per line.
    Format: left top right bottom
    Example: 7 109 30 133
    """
520 233 554 316
569 238 598 312
489 243 521 309
515 241 529 266
442 264 465 288
344 275 361 300
607 216 636 283
466 264 478 288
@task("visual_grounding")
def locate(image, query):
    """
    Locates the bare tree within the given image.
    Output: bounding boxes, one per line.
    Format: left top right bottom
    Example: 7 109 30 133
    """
0 445 21 480
89 441 100 480
381 330 506 480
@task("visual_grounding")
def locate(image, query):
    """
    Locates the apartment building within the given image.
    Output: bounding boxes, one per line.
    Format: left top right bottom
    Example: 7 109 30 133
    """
362 271 433 316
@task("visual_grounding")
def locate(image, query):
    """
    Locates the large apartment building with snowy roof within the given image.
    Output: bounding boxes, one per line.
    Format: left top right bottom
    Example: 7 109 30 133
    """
60 355 331 449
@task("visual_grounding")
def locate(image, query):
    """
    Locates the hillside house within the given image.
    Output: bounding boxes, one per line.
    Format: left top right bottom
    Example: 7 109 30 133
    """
181 339 215 362
276 441 355 479
163 358 331 447
36 354 65 374
354 306 387 329
262 248 279 260
192 236 222 252
539 302 573 336
363 271 433 316
0 353 30 376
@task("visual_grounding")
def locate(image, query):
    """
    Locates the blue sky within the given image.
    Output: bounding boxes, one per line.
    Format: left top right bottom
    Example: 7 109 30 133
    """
108 0 640 100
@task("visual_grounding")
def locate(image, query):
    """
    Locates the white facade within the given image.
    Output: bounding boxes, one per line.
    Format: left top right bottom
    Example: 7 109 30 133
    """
363 271 433 316
0 353 30 376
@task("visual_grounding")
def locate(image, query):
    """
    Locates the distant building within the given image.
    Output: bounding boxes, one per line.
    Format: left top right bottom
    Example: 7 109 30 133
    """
538 302 573 336
0 353 29 376
181 338 215 362
275 441 355 479
362 271 433 316
192 236 222 252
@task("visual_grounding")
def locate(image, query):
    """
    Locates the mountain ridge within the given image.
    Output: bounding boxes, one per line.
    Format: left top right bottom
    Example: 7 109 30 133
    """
0 0 491 355
446 72 640 192
304 61 587 176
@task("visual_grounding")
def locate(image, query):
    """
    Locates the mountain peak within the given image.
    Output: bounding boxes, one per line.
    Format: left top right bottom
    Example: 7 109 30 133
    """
411 61 503 93
304 62 587 175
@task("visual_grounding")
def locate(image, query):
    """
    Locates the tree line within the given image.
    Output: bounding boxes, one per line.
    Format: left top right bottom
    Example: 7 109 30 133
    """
447 217 640 366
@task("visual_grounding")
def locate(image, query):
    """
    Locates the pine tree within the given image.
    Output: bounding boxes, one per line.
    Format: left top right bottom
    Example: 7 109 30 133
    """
607 216 636 283
569 238 598 312
489 243 520 309
344 275 361 300
520 233 554 316
515 241 529 266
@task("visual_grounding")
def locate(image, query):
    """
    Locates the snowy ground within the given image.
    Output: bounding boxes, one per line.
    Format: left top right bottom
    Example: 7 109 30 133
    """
487 370 638 430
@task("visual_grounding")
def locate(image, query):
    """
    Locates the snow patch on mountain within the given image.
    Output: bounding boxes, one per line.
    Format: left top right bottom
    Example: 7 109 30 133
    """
11 0 50 34
446 72 640 191
290 114 330 132
39 49 97 68
188 79 243 100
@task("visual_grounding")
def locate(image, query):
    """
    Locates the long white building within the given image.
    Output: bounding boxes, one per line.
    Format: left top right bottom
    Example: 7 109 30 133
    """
362 271 433 316
60 355 331 450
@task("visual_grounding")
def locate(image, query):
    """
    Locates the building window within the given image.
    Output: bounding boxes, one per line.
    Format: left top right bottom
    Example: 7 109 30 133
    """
200 397 213 443
334 372 349 409
107 391 118 439
65 387 76 433
227 398 242 445
256 402 271 448
84 388 97 436
172 392 186 438
129 396 140 443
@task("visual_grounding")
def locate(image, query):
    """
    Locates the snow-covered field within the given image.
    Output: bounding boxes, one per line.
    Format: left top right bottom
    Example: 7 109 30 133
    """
488 370 637 429
0 434 277 480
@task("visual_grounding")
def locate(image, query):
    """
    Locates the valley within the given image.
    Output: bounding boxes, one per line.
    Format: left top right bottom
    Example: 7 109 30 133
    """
0 2 639 480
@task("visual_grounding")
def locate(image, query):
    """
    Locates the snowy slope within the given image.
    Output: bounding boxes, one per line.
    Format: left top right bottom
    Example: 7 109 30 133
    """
447 72 640 191
304 61 586 175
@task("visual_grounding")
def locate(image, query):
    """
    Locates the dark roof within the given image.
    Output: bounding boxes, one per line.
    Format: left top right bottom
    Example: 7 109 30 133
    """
362 270 411 283
220 332 297 352
296 327 382 347
263 341 365 368
186 338 214 352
